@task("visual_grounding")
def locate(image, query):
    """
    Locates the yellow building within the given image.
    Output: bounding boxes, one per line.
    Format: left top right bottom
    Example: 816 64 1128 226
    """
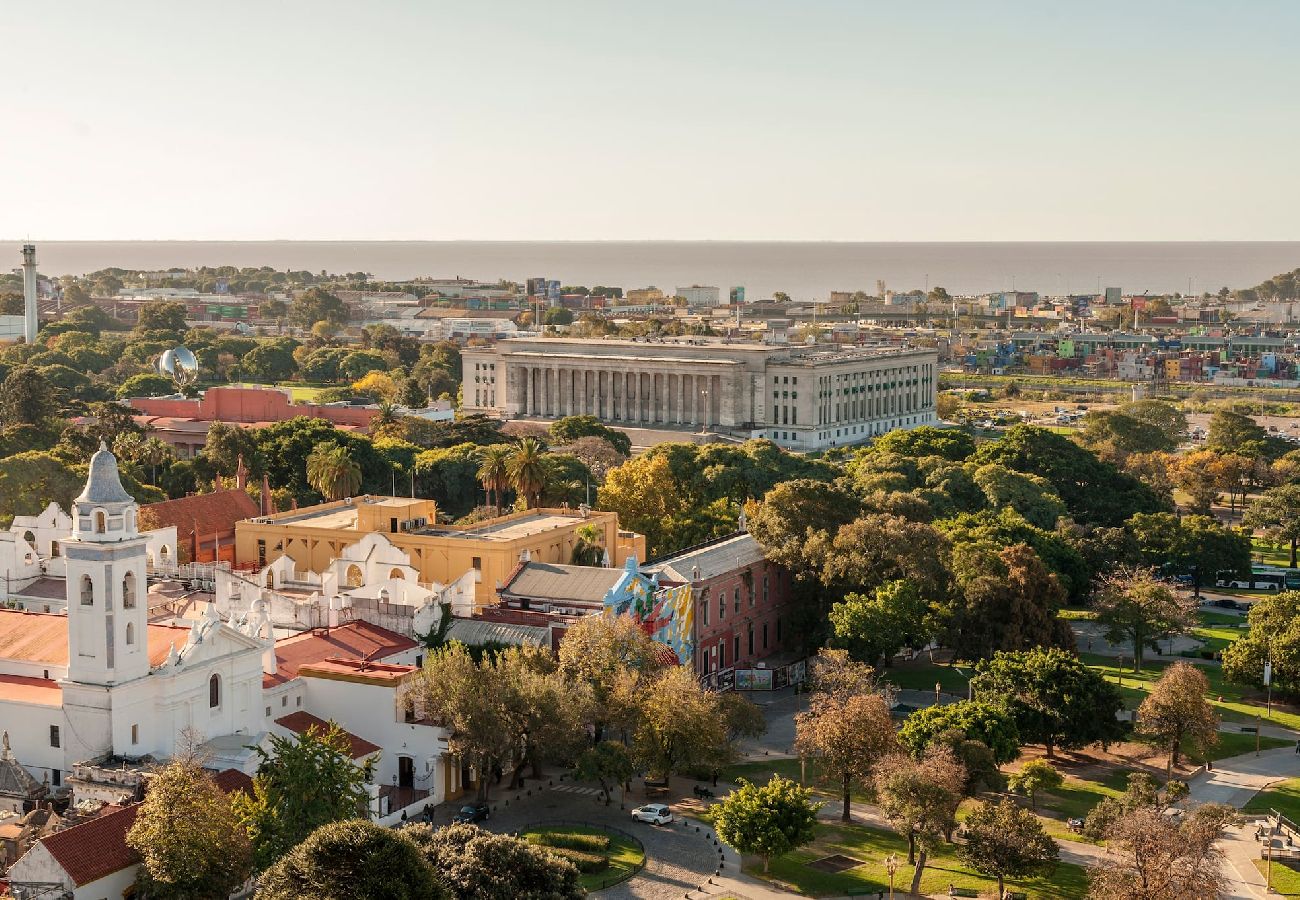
234 496 645 610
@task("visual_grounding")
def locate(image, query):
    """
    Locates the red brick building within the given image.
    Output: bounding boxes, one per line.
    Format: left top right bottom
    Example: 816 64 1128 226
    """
645 532 798 690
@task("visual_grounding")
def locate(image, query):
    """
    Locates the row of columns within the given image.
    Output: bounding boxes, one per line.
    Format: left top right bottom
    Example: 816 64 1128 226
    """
511 364 723 427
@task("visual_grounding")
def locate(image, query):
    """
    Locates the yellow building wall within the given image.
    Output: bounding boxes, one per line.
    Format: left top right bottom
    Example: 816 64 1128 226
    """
235 505 636 609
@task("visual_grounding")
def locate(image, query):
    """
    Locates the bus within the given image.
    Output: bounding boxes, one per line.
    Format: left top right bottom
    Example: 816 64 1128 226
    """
1215 566 1300 591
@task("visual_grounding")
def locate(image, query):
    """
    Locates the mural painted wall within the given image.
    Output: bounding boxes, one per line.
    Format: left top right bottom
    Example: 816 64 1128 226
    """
603 558 695 666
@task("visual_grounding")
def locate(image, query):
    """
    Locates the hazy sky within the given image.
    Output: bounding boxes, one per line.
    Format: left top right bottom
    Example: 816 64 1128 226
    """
5 1 1300 241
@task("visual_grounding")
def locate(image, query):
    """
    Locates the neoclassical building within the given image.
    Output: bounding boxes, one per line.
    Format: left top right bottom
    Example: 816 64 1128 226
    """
463 336 939 450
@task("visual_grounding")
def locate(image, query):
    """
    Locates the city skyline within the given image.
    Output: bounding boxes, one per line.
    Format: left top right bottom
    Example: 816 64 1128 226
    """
6 1 1300 242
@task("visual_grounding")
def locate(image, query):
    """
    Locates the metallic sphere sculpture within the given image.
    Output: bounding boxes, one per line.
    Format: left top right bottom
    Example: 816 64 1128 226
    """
156 346 199 389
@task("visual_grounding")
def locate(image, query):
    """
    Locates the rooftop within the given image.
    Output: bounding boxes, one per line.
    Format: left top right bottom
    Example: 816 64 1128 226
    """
297 657 415 686
645 532 765 583
0 675 62 707
500 562 624 604
38 803 140 887
143 488 260 538
267 621 417 688
0 610 190 668
274 711 381 759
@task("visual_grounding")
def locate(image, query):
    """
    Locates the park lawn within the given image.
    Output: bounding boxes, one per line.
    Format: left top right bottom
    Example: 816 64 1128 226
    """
1254 859 1300 896
521 825 644 891
1035 768 1133 823
1198 610 1247 627
1057 607 1097 621
1081 654 1300 737
1253 536 1296 568
1190 623 1244 655
1244 777 1300 824
752 821 1089 899
228 381 329 402
881 660 973 696
720 758 872 805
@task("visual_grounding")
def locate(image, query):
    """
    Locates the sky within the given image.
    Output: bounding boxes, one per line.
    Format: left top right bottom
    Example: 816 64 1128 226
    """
4 0 1300 242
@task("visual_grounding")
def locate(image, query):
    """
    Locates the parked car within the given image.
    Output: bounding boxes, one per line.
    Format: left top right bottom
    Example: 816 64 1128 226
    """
1213 597 1248 611
631 803 673 825
452 803 489 824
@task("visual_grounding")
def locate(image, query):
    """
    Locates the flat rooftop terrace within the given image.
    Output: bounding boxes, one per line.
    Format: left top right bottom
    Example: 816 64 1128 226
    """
420 513 585 541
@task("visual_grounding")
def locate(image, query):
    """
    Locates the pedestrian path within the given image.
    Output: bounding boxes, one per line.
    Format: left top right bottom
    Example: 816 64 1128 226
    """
550 783 605 798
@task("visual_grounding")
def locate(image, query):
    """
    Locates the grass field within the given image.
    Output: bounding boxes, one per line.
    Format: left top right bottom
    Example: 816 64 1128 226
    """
751 821 1089 899
227 381 329 402
520 825 644 891
1255 859 1300 896
882 660 974 696
1253 536 1298 569
1244 777 1300 824
720 758 874 805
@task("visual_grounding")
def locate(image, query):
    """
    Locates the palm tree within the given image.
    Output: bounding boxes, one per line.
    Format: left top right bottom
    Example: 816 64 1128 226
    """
139 436 174 485
373 401 399 431
306 443 362 501
476 444 512 516
571 523 605 566
507 437 548 509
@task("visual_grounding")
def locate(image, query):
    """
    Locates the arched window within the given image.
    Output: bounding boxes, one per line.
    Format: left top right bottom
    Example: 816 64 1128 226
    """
95 511 106 534
209 674 221 709
122 572 136 610
80 575 94 606
265 570 275 588
389 568 405 581
345 565 363 588
21 531 35 547
125 622 135 645
159 545 170 564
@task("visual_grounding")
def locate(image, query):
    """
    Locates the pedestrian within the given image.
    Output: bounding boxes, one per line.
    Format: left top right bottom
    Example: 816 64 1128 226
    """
1207 759 1213 771
1294 739 1300 755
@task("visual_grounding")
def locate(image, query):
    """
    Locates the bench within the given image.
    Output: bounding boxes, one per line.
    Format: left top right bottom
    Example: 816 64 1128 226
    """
949 888 979 898
1008 893 1028 900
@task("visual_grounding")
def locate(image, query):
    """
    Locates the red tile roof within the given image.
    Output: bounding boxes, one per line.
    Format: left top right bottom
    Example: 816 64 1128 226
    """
297 658 415 686
39 803 140 886
265 621 418 688
142 488 259 539
0 610 189 668
212 768 254 796
275 711 382 759
0 674 62 706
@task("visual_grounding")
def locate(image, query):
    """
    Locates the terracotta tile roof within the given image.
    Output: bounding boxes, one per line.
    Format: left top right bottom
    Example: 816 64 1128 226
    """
274 711 381 759
297 658 415 686
0 675 61 706
142 488 259 539
265 621 417 688
0 611 69 664
39 803 140 886
0 610 189 669
212 768 254 796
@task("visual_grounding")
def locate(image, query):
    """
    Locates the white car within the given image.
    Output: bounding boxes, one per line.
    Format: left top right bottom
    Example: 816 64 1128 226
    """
631 803 673 825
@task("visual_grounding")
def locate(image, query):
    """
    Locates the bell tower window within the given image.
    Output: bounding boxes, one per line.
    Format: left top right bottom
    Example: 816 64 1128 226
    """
125 622 135 645
80 575 94 606
122 572 136 609
95 511 106 534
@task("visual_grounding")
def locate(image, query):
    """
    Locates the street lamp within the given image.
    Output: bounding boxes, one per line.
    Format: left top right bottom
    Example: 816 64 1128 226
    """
884 852 898 900
700 387 710 433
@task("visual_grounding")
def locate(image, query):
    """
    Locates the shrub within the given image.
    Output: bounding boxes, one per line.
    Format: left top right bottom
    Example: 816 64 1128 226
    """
530 831 610 852
543 847 608 873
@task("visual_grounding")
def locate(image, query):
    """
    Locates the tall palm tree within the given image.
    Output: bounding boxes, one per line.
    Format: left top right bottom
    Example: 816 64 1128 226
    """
476 444 512 516
373 401 399 430
507 437 548 509
571 522 605 566
306 443 362 501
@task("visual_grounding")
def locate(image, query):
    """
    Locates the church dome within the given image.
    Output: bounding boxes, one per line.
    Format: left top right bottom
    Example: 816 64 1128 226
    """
75 441 135 506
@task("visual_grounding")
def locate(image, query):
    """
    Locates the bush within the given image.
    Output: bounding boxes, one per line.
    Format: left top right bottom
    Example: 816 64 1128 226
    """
530 831 610 852
543 847 608 873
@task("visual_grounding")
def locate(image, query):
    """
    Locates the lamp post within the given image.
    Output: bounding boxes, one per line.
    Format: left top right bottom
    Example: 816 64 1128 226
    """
884 852 898 900
700 386 710 433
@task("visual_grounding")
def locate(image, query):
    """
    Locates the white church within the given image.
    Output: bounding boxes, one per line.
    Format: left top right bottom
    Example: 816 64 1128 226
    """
0 445 453 816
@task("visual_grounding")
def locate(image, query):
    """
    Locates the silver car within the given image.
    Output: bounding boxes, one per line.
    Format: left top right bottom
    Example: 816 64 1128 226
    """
631 803 673 825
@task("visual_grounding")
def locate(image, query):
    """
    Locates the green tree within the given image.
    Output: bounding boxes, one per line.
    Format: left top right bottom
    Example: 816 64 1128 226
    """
125 756 252 900
633 666 731 779
0 452 83 526
1093 567 1197 671
957 798 1058 898
1137 661 1220 768
257 820 444 900
241 338 300 382
1076 410 1174 460
202 420 263 479
948 542 1072 660
870 425 975 461
1206 408 1266 454
117 372 176 399
1128 511 1250 594
135 301 189 336
829 580 935 665
714 776 820 873
1245 483 1300 568
475 444 512 515
1007 759 1063 810
405 822 582 900
1222 590 1300 692
570 522 605 566
1086 799 1237 899
548 415 632 455
307 443 363 501
232 724 374 871
873 745 966 892
574 740 635 806
339 349 388 382
558 614 664 740
898 699 1021 765
971 463 1067 529
1116 400 1187 445
508 436 548 508
290 287 349 330
1 366 58 424
973 648 1125 757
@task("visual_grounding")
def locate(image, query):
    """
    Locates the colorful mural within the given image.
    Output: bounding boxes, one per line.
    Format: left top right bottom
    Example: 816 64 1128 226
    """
603 557 695 666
